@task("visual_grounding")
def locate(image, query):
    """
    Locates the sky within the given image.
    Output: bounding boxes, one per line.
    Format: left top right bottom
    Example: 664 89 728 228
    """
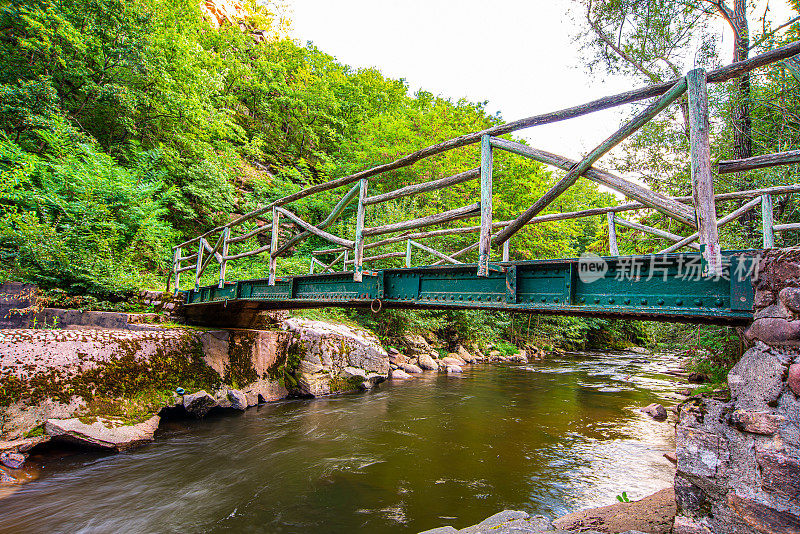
289 0 795 167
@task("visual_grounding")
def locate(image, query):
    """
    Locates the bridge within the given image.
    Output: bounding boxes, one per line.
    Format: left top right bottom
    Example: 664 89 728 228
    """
172 43 800 327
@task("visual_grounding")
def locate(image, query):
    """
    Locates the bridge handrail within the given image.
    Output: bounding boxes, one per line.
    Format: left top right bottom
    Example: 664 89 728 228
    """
171 42 800 292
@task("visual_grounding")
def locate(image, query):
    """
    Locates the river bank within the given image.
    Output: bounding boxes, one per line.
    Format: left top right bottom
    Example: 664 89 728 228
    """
0 351 681 533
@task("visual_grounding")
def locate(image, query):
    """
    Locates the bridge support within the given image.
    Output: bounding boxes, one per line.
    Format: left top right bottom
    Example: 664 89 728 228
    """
762 194 774 248
607 212 619 256
478 134 493 276
353 178 368 282
687 68 722 277
268 208 280 286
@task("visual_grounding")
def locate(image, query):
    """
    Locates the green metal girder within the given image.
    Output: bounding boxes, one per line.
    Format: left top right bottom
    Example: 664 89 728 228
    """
183 251 757 324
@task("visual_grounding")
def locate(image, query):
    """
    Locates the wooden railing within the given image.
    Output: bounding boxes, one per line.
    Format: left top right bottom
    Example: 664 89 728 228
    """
171 42 800 292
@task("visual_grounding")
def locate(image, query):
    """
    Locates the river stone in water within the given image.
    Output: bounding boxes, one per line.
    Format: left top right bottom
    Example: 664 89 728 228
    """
45 415 160 451
641 403 668 421
391 369 412 379
400 363 423 374
442 356 464 367
183 391 217 417
418 354 437 370
446 365 463 374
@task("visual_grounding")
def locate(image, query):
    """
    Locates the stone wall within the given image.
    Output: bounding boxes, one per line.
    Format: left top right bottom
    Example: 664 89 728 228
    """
674 249 800 534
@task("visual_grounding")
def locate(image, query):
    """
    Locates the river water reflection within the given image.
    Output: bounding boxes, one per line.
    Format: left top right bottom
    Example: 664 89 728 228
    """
0 351 680 533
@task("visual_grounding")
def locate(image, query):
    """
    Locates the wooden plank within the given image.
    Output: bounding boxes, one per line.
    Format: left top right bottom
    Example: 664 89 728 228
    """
268 208 279 286
493 78 689 246
225 243 271 262
228 222 271 245
353 179 368 282
362 202 481 237
274 207 355 249
687 68 721 276
405 239 412 268
172 248 181 293
409 240 463 265
607 213 619 256
774 222 800 232
762 194 774 248
174 42 800 250
659 197 761 253
718 149 800 174
364 168 480 205
478 134 493 276
502 239 510 262
614 217 701 250
489 138 695 226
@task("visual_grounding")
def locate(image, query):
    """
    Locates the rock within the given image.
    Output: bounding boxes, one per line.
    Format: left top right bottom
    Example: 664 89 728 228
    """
298 360 324 374
789 363 800 396
664 451 677 464
391 369 412 379
673 515 714 534
0 452 25 469
402 334 431 355
474 510 529 527
730 410 784 435
553 487 676 534
387 347 400 356
389 354 409 365
417 353 437 370
417 527 459 534
640 403 668 420
226 389 247 411
446 365 462 374
754 289 777 308
686 372 707 383
183 390 217 417
45 415 160 451
728 342 792 410
442 356 464 367
745 317 800 346
778 286 800 312
455 344 472 360
245 392 259 407
754 303 791 320
489 350 501 359
409 357 419 366
676 425 728 478
629 346 650 354
0 471 15 485
728 492 800 534
757 450 800 501
400 363 423 374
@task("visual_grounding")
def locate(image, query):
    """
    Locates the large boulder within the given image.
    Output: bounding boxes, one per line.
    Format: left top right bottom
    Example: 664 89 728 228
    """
284 318 389 396
417 354 437 370
442 356 464 367
183 390 217 417
391 369 413 379
400 363 423 374
45 416 160 451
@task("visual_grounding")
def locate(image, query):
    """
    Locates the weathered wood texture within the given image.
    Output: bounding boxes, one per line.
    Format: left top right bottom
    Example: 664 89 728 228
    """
607 213 619 256
687 68 721 275
433 241 480 265
774 222 800 232
718 149 800 174
268 208 280 286
175 42 800 250
478 134 493 276
492 79 688 246
353 179 368 282
762 194 774 248
362 202 481 237
364 168 479 205
275 207 354 249
409 240 462 265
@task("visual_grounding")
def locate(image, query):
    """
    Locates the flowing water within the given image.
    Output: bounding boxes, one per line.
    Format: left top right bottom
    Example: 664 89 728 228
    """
0 351 682 534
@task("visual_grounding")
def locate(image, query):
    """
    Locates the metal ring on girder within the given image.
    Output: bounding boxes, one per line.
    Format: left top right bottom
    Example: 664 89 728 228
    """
370 298 383 313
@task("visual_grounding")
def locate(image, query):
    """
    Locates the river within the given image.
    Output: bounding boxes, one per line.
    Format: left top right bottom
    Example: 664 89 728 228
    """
0 351 681 533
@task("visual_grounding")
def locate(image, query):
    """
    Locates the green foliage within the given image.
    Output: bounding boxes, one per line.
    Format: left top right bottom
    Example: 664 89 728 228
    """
493 341 519 356
616 491 631 503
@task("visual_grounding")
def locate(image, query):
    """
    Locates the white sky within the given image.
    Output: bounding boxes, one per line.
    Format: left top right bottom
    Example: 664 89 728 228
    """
290 0 795 164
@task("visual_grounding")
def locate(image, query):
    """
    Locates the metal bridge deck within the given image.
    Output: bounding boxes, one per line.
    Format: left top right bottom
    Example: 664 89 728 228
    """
182 251 757 325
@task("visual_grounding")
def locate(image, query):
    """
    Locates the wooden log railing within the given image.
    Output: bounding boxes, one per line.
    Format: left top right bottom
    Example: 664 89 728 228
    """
169 43 800 293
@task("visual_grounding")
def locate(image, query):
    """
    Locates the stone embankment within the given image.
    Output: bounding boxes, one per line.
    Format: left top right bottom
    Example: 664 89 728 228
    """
672 249 800 534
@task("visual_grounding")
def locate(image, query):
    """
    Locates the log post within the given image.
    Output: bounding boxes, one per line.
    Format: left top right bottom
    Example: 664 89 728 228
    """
762 194 774 248
194 239 204 289
309 257 316 274
268 208 280 286
687 68 721 276
502 239 510 262
218 227 229 289
353 178 368 282
478 134 493 276
607 212 619 256
172 247 181 294
343 250 349 270
406 239 412 268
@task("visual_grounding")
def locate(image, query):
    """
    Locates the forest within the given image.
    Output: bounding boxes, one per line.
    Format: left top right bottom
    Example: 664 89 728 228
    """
1 0 799 358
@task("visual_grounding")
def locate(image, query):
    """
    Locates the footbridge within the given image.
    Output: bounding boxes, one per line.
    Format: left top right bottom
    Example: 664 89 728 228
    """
172 44 800 327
